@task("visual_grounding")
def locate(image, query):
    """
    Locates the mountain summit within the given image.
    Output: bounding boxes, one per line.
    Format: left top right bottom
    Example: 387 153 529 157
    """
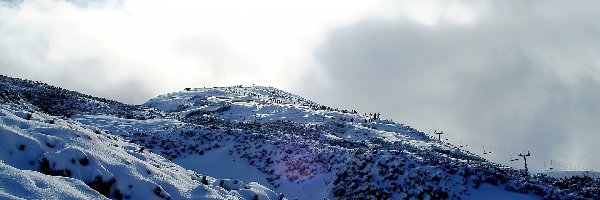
0 75 598 199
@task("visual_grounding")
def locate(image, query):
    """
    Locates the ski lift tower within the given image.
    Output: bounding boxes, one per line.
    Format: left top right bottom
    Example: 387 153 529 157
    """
434 130 444 141
519 151 531 173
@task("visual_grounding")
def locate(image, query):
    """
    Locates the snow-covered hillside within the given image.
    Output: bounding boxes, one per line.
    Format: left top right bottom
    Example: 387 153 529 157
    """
543 171 600 179
1 75 599 199
0 76 281 200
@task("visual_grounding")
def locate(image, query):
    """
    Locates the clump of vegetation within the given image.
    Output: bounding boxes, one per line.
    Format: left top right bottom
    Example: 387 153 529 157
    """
87 176 117 198
153 186 171 199
39 157 72 177
79 156 89 166
201 176 209 185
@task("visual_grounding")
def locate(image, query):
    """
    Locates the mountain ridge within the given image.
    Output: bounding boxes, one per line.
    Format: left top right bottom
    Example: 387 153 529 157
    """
0 74 598 200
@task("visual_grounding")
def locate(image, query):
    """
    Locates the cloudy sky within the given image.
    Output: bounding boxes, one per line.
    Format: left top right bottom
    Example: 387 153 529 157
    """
1 0 599 172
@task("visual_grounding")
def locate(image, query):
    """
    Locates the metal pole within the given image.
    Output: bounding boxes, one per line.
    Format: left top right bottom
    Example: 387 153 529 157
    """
519 151 531 173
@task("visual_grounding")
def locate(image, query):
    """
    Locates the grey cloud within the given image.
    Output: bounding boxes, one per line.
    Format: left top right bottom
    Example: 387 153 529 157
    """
0 11 153 103
2 0 599 171
1 42 153 103
172 35 252 80
0 1 228 104
309 1 600 171
0 0 284 104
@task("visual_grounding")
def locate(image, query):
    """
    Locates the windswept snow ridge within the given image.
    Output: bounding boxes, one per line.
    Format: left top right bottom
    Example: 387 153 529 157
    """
140 86 598 199
0 77 282 200
1 75 599 199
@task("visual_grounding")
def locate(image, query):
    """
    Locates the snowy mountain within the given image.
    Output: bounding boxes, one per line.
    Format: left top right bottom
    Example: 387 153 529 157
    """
542 171 600 179
0 75 598 200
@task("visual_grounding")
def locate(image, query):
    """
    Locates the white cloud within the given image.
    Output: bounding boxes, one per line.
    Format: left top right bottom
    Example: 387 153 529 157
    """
310 0 600 171
2 0 599 172
0 0 386 103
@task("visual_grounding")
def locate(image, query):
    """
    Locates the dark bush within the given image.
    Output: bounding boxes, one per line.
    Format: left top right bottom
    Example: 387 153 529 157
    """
87 176 117 198
201 176 209 185
39 157 72 177
79 157 89 166
154 186 170 199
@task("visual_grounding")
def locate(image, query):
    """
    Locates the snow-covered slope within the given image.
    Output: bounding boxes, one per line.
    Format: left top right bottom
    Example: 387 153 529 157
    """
543 171 600 179
0 76 282 200
0 75 160 119
140 86 599 199
1 75 599 199
0 160 106 199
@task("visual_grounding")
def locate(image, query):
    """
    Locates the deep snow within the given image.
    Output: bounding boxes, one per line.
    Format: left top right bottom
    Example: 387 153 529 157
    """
1 76 598 199
0 103 280 199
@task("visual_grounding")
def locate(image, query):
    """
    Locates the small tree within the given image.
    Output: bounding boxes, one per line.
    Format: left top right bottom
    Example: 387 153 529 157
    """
220 180 228 190
201 176 209 185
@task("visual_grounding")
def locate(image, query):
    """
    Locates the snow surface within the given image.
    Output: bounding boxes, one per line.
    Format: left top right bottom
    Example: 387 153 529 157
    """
0 160 106 200
1 76 598 200
542 171 600 179
174 143 333 200
0 103 280 199
464 184 542 200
